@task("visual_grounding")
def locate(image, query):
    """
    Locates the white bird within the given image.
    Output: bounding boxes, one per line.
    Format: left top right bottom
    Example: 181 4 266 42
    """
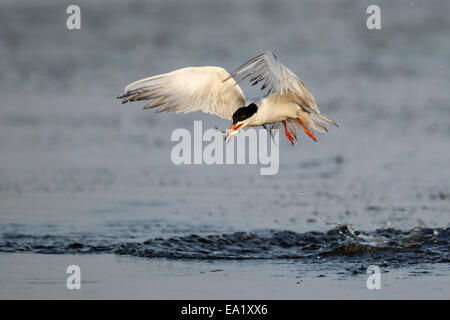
117 51 337 144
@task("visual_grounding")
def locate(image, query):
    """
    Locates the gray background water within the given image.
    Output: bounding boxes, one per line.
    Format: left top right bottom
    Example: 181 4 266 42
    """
0 0 449 299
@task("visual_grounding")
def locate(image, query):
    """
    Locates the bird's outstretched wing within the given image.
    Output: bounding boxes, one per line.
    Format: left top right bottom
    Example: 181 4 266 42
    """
118 66 246 120
224 51 321 115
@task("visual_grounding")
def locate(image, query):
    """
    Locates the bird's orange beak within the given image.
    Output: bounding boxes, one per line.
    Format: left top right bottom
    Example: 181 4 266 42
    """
230 123 244 131
226 123 244 142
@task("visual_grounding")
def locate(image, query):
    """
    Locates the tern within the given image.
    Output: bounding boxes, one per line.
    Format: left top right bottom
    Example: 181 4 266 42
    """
117 51 337 144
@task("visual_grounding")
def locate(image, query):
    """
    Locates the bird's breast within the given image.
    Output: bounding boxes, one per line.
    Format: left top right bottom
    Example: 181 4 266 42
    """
251 96 299 125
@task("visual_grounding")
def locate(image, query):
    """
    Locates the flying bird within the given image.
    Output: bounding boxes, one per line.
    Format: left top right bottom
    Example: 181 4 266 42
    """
117 51 337 144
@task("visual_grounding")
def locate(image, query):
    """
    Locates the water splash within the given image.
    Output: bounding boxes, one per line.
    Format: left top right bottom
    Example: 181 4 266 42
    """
1 225 448 266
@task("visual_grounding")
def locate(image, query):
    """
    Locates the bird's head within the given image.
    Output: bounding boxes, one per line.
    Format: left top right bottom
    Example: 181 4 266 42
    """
227 103 258 141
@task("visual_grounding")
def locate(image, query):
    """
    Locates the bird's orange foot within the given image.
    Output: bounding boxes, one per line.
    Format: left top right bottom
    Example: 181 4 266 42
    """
282 120 295 145
297 118 317 142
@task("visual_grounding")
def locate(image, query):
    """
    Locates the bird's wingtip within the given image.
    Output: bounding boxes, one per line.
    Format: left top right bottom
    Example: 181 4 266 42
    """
265 50 277 59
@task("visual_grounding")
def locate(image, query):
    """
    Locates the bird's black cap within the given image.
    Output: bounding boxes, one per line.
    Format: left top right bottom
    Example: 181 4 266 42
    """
232 103 258 124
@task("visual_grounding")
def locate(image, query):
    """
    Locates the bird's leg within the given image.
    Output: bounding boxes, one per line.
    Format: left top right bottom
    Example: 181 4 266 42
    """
282 120 294 145
297 118 317 142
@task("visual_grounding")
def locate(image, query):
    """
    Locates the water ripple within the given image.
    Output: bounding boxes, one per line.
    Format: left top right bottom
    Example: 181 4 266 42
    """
1 225 448 266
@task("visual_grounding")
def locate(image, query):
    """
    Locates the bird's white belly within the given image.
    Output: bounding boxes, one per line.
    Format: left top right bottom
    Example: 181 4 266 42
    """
252 98 299 126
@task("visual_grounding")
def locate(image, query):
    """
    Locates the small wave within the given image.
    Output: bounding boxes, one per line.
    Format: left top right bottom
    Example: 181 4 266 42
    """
1 225 448 265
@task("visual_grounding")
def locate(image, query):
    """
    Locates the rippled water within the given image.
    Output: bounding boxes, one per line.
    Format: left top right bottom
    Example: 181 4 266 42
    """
0 0 449 298
1 224 448 266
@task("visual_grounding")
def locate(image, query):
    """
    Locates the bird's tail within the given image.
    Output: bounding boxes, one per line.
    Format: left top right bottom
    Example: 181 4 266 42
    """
287 112 338 142
309 112 339 132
